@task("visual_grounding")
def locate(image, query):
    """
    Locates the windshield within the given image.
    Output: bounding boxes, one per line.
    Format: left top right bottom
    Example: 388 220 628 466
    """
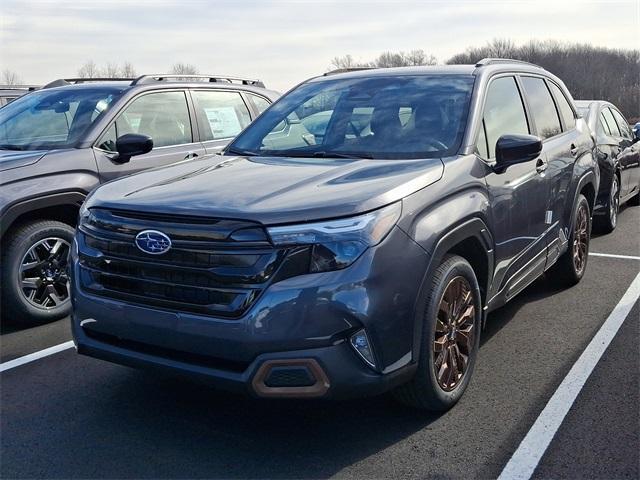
0 87 125 151
228 74 475 160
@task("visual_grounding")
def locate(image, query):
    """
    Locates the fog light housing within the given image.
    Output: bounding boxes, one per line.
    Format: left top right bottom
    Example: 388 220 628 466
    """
350 329 376 369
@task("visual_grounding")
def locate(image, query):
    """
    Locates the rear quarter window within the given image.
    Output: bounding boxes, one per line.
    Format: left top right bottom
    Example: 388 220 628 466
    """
548 82 575 130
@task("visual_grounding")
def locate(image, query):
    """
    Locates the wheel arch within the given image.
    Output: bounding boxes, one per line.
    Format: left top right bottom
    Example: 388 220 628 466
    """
410 217 494 360
1 191 86 238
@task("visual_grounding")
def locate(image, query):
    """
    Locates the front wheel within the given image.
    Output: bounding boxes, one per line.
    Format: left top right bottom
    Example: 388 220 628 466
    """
550 194 591 287
1 220 74 323
393 254 482 411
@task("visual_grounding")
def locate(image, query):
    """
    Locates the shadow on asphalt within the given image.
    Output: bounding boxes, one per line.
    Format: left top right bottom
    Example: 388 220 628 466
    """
84 369 439 478
481 271 571 347
0 314 60 335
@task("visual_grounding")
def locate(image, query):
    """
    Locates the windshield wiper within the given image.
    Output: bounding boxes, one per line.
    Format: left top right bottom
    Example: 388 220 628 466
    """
0 144 26 151
312 151 374 159
225 146 259 157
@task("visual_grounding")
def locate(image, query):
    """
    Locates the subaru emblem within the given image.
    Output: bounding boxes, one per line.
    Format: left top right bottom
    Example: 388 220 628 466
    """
135 230 172 255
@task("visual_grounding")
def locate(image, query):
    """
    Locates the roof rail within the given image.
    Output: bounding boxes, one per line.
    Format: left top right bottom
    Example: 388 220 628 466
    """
475 58 541 68
130 74 265 88
42 78 134 89
0 84 40 91
324 67 374 76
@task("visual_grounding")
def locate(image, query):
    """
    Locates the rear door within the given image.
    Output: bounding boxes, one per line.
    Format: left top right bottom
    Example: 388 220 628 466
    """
93 90 205 182
519 76 580 265
190 89 253 154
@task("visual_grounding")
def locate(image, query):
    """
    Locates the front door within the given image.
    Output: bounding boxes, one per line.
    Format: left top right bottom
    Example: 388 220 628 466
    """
478 76 549 302
93 90 206 182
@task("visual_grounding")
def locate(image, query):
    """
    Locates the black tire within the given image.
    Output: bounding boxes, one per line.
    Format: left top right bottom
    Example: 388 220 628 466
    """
1 220 74 324
594 174 619 234
393 254 482 411
550 194 591 287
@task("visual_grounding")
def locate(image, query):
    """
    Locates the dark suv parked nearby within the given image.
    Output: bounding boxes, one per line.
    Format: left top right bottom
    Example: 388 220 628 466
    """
1 75 278 323
70 60 598 410
575 100 640 232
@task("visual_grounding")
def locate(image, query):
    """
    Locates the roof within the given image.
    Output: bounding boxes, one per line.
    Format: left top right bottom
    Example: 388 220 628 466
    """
311 60 550 83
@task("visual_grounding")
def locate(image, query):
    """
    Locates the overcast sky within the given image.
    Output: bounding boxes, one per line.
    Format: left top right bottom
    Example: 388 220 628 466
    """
1 0 638 92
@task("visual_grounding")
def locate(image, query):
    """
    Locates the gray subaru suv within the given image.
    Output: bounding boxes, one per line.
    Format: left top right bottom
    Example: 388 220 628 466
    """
70 60 598 410
0 75 278 323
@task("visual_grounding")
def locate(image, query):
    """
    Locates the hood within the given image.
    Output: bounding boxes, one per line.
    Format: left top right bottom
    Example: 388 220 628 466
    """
0 149 48 172
87 154 445 224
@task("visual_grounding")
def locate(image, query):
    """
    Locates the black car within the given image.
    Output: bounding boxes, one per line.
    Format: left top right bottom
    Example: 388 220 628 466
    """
575 100 640 232
70 60 598 410
0 75 279 323
0 85 40 107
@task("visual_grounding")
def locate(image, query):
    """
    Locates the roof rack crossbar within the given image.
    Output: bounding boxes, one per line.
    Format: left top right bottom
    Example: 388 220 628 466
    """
475 58 540 68
130 74 265 88
42 78 134 89
0 84 40 90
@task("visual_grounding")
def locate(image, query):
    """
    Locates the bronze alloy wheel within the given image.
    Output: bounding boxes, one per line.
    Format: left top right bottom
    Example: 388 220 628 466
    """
573 203 589 276
433 276 476 391
19 237 71 309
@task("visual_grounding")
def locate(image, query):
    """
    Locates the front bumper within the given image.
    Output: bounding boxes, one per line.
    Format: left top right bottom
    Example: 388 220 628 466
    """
71 226 429 399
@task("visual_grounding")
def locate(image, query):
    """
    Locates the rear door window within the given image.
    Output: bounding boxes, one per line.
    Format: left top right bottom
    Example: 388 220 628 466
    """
520 76 562 139
192 90 251 141
480 76 529 158
247 94 271 115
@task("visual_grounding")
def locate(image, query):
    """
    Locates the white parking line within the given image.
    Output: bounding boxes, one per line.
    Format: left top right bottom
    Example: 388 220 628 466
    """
498 271 640 480
0 341 74 373
589 252 640 261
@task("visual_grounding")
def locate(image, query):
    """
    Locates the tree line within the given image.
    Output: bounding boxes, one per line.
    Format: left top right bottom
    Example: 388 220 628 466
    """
330 39 640 121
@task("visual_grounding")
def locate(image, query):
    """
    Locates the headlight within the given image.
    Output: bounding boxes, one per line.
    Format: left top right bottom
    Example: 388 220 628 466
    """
267 202 401 272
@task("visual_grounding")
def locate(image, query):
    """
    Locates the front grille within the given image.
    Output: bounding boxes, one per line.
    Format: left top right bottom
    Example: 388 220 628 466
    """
77 208 287 317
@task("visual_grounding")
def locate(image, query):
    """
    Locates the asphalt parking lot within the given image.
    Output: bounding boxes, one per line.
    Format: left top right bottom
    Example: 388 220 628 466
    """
1 204 638 479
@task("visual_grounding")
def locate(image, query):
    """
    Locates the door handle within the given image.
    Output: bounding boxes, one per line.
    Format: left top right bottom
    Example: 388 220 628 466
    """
184 152 199 160
570 144 578 157
536 158 548 174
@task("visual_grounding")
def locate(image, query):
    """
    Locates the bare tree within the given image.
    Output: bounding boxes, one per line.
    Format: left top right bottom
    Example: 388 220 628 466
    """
120 61 137 78
170 63 198 75
103 62 122 78
2 69 23 85
330 54 366 70
77 60 100 78
329 50 438 71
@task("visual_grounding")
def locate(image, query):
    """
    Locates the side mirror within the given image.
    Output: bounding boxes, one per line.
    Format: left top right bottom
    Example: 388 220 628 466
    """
633 122 640 141
114 134 153 163
494 134 542 172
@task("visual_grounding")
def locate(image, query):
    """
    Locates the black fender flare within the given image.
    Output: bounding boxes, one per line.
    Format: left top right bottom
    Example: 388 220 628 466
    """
0 191 87 237
409 216 494 361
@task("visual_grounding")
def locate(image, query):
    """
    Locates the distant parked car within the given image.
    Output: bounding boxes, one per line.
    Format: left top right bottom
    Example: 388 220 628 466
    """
0 74 279 324
576 101 640 232
0 85 40 107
